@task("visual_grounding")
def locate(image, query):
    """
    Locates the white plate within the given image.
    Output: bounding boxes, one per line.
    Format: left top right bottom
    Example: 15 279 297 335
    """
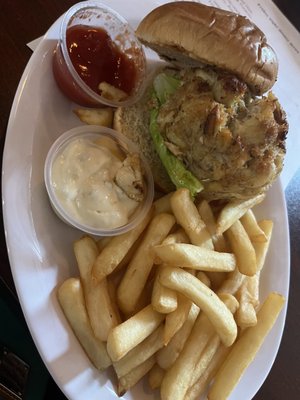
2 1 290 399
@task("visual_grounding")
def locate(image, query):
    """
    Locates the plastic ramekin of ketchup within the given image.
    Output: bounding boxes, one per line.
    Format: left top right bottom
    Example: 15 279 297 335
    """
52 1 147 107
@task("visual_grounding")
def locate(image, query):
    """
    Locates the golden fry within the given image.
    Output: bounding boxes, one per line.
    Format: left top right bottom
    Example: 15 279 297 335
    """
161 311 216 400
113 325 164 378
117 213 175 315
148 364 165 390
253 219 273 271
160 294 238 400
156 303 200 370
247 273 260 309
158 266 237 347
240 209 267 243
236 278 258 329
93 209 152 282
197 199 228 252
99 81 128 101
74 107 113 127
154 243 236 272
162 228 190 245
185 345 230 400
226 220 257 276
152 266 178 314
153 192 173 215
74 236 119 341
170 188 213 248
107 304 164 362
164 294 192 345
217 267 246 296
216 194 265 234
208 292 285 400
117 355 156 396
57 278 111 370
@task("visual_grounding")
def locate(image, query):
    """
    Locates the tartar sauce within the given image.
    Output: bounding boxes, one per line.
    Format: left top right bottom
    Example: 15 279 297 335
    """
51 137 142 229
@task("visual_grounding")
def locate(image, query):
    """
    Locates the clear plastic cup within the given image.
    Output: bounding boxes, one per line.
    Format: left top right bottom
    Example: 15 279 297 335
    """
52 1 147 107
44 125 154 236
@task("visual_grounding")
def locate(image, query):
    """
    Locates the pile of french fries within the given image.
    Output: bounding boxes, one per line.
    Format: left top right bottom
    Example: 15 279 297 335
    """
57 187 285 400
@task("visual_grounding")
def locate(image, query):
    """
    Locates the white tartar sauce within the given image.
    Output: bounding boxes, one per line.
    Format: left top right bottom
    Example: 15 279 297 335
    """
51 137 140 229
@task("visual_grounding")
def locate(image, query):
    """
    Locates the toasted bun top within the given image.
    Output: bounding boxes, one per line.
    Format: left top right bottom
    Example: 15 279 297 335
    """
136 1 278 95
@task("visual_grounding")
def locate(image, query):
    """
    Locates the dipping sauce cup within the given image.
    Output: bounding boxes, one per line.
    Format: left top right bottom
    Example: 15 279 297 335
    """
52 1 146 107
44 125 154 236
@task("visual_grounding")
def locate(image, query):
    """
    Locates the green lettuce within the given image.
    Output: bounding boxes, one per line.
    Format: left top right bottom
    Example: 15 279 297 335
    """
150 73 203 198
153 72 182 105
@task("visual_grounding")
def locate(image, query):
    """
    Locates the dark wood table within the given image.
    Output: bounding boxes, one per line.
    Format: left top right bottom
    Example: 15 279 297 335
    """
0 1 299 399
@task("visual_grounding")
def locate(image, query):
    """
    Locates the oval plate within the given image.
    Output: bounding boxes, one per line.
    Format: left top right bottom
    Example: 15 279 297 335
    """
2 1 290 399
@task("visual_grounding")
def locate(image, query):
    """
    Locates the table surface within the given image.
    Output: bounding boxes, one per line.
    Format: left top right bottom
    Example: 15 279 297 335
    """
0 1 299 399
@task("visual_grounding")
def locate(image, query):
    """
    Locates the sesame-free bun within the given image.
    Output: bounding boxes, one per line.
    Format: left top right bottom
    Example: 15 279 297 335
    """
136 1 278 95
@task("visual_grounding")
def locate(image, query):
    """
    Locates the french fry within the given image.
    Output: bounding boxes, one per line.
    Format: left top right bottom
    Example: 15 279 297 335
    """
74 107 113 127
208 292 285 400
116 233 145 271
148 364 165 390
217 267 246 296
188 334 221 388
92 209 152 282
240 209 267 243
158 266 237 347
73 236 119 341
153 192 173 215
247 272 260 309
154 243 236 273
225 220 257 276
156 303 200 370
216 193 265 234
164 294 192 345
113 325 164 378
152 266 178 314
131 274 155 315
107 304 165 362
188 294 239 393
117 213 175 315
99 81 128 101
96 236 112 252
162 228 190 245
197 199 228 252
253 219 273 271
57 278 111 370
117 355 156 396
236 300 257 329
161 312 216 400
235 278 257 329
162 272 210 346
160 294 238 400
170 188 213 249
185 345 230 400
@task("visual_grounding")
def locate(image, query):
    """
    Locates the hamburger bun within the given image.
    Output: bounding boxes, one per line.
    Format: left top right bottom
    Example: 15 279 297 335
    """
136 1 278 96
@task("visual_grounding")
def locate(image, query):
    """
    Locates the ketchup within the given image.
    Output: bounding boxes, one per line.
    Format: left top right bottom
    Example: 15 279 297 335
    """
66 25 137 95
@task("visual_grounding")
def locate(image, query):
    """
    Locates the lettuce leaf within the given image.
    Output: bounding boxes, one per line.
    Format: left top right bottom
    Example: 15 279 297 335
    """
153 72 182 105
150 108 203 198
150 72 203 198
